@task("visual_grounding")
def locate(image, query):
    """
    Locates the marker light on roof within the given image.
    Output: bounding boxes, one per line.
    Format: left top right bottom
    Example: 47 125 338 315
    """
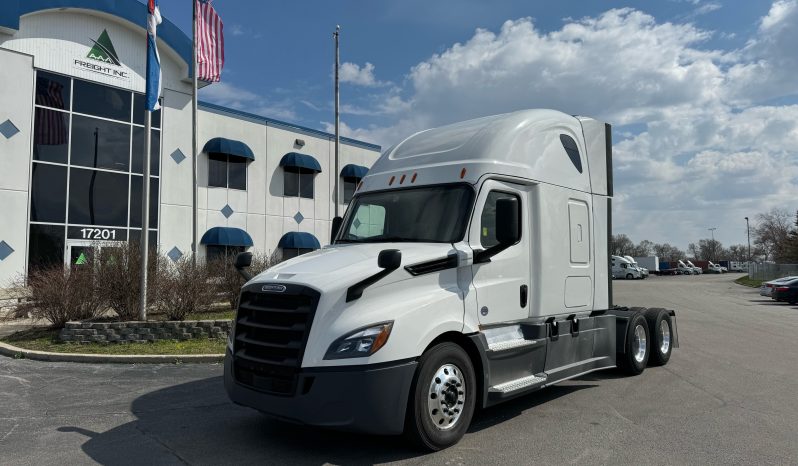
460 167 467 179
400 174 406 184
411 173 417 183
389 176 395 186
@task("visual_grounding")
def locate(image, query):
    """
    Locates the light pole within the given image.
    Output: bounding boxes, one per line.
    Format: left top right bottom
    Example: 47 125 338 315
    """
708 227 717 262
744 216 751 266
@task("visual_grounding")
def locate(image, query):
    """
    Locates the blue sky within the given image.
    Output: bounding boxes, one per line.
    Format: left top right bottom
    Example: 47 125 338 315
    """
150 0 797 250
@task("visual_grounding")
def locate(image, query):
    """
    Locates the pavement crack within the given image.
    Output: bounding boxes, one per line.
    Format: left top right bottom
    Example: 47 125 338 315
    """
134 423 191 465
0 423 18 443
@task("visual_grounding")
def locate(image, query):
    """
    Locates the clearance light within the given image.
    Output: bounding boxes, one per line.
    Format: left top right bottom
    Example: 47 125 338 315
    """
411 173 417 183
389 175 395 186
400 174 406 184
324 322 394 359
460 167 467 179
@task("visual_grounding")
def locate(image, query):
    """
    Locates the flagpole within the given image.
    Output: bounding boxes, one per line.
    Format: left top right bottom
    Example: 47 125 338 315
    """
139 110 152 321
191 0 199 266
334 25 340 218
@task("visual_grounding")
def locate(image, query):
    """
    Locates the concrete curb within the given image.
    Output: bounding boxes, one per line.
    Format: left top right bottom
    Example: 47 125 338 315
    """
0 342 224 364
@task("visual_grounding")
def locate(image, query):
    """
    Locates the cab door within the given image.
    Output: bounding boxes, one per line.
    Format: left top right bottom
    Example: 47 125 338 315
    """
469 180 531 325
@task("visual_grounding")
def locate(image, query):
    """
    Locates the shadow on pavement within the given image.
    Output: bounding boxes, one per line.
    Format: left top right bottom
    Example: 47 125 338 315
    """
57 375 597 465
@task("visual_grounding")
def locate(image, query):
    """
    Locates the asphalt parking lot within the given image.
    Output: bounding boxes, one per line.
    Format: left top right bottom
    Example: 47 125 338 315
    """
1 274 797 465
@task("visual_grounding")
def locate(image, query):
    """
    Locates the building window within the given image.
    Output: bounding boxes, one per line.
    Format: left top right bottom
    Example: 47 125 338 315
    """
208 153 247 190
283 167 314 198
281 248 314 260
342 177 361 203
27 70 161 273
206 245 246 262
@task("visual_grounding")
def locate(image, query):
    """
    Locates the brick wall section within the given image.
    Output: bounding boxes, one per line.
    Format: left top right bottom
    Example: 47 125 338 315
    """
59 320 233 344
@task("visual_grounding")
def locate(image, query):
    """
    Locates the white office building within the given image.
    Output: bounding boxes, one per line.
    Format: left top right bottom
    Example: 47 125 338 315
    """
0 0 380 285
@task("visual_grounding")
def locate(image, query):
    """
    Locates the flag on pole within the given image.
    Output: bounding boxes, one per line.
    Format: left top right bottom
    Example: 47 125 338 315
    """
196 0 225 82
145 0 162 111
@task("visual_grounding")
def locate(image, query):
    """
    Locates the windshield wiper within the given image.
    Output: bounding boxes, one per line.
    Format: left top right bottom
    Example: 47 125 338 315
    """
361 236 420 243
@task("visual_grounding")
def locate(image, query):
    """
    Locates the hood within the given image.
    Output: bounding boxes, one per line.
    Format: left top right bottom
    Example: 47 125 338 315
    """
248 242 459 293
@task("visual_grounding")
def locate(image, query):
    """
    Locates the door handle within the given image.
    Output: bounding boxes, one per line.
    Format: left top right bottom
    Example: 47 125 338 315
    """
520 285 528 308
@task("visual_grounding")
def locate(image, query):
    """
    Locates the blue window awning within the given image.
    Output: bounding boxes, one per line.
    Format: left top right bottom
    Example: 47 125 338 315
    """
203 137 255 161
278 232 321 250
200 227 254 247
280 152 322 173
340 164 368 179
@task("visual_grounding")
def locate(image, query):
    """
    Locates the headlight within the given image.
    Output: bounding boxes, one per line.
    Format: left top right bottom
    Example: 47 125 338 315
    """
324 322 393 360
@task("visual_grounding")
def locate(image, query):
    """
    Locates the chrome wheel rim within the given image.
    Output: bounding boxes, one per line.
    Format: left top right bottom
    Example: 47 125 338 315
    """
659 320 671 354
427 364 465 430
632 324 647 363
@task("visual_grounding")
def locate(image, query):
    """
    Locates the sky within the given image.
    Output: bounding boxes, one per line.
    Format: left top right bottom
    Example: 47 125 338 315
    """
150 0 798 251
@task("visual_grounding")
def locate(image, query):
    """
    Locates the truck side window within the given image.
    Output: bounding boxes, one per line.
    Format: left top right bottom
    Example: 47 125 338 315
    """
480 191 521 248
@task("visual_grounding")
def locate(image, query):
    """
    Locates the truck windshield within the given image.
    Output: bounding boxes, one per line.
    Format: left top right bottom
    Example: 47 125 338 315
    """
337 185 474 243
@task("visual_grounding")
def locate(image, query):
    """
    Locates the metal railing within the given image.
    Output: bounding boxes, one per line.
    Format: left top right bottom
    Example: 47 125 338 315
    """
748 263 798 281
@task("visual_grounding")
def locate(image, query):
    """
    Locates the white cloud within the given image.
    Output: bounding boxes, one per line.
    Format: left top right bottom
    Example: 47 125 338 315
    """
339 62 389 87
199 81 298 121
337 4 798 249
230 24 245 36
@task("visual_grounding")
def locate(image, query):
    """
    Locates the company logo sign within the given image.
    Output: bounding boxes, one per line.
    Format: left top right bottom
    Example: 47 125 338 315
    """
87 29 121 65
74 29 129 80
261 284 287 293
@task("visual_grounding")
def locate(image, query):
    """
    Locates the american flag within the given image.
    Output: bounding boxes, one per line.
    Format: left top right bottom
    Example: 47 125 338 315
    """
196 0 224 82
34 79 67 145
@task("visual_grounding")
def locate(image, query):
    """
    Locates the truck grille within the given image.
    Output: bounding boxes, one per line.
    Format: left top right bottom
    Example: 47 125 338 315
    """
232 283 320 396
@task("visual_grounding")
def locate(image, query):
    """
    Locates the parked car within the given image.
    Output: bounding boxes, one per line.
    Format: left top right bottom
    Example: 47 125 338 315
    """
759 276 798 298
771 279 798 304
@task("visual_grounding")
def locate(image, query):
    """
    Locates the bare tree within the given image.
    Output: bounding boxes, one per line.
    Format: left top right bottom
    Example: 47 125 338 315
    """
610 234 635 256
653 243 685 262
754 208 792 262
631 239 654 257
687 243 699 259
698 238 723 261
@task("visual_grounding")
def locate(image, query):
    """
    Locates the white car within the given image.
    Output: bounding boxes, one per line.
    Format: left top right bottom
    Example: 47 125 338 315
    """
760 276 798 297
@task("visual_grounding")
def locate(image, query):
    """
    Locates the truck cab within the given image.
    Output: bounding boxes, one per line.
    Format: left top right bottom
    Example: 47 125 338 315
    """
686 260 703 274
623 255 648 278
612 255 642 279
224 110 678 450
678 260 696 275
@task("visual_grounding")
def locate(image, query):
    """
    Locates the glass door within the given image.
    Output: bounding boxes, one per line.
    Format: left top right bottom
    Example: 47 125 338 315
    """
65 240 95 269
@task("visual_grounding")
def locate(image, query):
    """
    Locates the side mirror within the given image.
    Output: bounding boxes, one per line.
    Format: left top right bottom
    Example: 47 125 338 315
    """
495 197 520 245
234 252 253 281
378 249 402 270
331 216 343 242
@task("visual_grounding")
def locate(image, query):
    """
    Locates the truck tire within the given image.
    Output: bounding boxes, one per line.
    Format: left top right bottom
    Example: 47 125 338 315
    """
405 342 476 451
626 273 633 280
617 312 649 376
644 308 672 366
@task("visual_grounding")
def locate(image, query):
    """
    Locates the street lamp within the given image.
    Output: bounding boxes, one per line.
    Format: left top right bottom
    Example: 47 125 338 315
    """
745 217 751 267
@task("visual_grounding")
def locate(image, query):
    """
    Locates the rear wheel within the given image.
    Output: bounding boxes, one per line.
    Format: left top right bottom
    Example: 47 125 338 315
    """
617 312 649 375
405 342 476 451
644 308 673 366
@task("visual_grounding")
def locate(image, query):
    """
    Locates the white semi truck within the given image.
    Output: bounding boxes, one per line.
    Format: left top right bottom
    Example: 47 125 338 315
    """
224 110 679 450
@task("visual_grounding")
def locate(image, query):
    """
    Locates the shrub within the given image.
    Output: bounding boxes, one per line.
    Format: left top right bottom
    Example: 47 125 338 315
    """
209 250 282 309
17 265 105 327
94 242 164 321
152 257 214 321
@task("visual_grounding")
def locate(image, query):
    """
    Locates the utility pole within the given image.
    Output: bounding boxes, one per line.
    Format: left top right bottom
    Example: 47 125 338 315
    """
708 227 717 262
333 25 340 218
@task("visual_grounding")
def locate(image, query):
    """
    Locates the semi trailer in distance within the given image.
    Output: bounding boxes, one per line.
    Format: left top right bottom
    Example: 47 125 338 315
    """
634 256 659 274
224 110 679 450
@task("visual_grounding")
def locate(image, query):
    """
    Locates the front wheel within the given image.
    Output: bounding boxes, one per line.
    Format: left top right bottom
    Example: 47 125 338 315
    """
626 273 633 280
405 342 476 451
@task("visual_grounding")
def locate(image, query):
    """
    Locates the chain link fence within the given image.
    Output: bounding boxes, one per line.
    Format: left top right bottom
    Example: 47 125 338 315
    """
749 263 798 281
